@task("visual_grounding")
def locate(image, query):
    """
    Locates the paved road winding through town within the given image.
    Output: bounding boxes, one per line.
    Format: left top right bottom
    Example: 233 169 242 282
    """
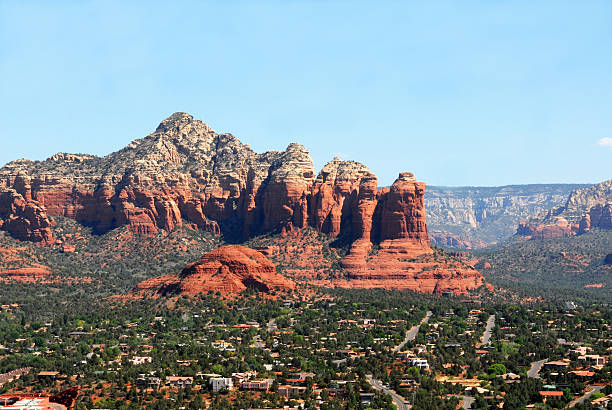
365 311 432 409
570 385 605 407
461 395 475 409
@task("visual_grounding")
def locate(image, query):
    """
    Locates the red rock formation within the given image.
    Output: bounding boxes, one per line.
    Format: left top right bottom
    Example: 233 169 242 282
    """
309 158 375 239
578 203 612 233
517 217 577 239
0 115 430 251
376 172 430 246
339 173 484 295
0 189 54 244
518 179 612 239
1 113 487 294
0 266 51 278
335 248 484 294
429 230 487 249
133 245 295 297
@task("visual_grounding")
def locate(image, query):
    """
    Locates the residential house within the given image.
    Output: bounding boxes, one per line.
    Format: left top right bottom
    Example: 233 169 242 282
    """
278 385 306 399
240 380 271 391
210 377 233 392
166 376 194 389
129 356 152 365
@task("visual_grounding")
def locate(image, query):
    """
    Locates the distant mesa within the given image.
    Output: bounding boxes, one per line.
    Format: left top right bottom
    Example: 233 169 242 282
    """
132 245 295 297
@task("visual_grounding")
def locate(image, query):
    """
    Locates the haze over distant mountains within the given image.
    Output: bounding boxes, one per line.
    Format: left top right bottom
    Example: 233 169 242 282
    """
425 184 590 248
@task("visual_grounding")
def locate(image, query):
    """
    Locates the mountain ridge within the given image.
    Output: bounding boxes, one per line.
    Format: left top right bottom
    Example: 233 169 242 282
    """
425 183 591 248
0 112 485 295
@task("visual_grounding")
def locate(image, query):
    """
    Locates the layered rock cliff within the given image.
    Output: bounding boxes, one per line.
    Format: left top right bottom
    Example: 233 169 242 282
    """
0 113 429 250
518 179 612 239
334 173 483 294
0 112 486 294
0 189 54 244
425 184 588 248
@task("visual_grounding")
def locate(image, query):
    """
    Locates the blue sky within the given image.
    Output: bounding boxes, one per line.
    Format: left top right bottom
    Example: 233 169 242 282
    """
0 1 610 186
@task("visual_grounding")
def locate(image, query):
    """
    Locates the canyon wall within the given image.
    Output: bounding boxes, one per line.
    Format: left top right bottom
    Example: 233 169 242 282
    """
517 179 612 239
425 184 588 247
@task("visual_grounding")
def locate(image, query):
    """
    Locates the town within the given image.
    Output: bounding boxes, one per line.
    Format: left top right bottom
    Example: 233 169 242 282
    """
1 288 610 409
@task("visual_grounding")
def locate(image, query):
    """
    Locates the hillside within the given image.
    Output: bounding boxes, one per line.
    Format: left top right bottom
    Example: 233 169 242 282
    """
476 229 612 300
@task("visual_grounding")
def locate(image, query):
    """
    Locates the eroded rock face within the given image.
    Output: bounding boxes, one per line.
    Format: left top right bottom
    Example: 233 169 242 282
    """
1 112 486 294
517 217 575 239
338 245 483 294
517 179 612 239
0 114 434 249
0 189 54 244
133 245 295 296
375 172 429 245
309 158 375 239
336 173 484 294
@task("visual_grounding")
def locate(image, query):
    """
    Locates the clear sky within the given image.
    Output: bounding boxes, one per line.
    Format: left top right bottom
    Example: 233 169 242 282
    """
0 1 610 186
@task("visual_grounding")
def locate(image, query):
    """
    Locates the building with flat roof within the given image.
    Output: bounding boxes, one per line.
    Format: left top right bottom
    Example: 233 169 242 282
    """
210 377 233 392
0 395 66 410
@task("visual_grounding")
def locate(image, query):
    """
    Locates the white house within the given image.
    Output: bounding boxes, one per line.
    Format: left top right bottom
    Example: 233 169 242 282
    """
210 377 233 392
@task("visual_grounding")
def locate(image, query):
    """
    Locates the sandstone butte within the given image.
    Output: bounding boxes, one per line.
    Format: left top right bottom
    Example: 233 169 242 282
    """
0 112 485 294
517 179 612 240
133 245 295 297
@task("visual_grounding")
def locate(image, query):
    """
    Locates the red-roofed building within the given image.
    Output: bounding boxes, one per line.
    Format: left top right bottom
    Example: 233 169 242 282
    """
539 391 564 402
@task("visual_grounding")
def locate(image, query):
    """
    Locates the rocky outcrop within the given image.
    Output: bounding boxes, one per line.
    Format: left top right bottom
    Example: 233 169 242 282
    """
517 217 575 239
0 189 54 244
1 112 486 294
338 247 483 294
133 245 295 296
517 179 612 239
577 203 612 233
375 172 429 245
336 173 484 294
0 113 433 249
309 158 374 239
429 230 486 249
0 114 315 241
426 184 587 248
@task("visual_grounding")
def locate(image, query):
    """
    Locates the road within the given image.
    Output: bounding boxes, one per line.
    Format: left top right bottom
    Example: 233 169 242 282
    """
481 315 495 345
366 375 410 410
366 311 430 409
569 385 605 407
393 311 432 353
266 318 277 332
527 359 547 378
461 395 475 409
